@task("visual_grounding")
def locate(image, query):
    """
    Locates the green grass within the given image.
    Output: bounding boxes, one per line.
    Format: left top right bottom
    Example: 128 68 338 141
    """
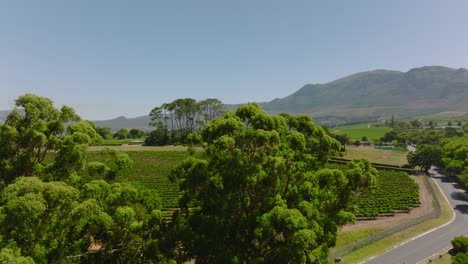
343 146 408 166
335 227 385 249
332 123 392 141
425 253 451 264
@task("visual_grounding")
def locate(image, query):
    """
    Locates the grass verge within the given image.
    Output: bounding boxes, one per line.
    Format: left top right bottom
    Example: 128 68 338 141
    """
339 178 454 264
424 253 451 264
335 227 385 249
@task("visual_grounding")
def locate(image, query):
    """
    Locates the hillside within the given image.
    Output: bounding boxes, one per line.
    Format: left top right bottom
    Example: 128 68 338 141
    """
255 66 468 125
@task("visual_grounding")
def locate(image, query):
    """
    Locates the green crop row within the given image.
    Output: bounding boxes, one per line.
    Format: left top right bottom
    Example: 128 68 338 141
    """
354 170 419 218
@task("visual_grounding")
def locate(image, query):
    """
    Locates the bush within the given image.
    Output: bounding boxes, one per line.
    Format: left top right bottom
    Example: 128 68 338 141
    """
145 129 170 146
354 140 361 146
452 236 468 254
144 128 192 146
453 252 468 264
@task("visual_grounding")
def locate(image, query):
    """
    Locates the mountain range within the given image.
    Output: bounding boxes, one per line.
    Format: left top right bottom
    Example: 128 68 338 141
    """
254 66 468 125
1 66 468 129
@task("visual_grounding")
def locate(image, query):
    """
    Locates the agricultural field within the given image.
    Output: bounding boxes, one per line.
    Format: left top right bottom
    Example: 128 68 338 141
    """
326 163 420 218
354 170 420 217
331 123 392 141
86 149 417 216
343 146 408 166
84 150 203 209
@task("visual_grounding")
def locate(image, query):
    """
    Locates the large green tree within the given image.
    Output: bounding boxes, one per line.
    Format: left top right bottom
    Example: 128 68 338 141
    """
169 104 377 263
0 95 166 263
407 144 443 172
0 94 90 184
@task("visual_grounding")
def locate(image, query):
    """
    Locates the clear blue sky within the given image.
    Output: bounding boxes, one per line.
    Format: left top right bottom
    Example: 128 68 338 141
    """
1 0 468 120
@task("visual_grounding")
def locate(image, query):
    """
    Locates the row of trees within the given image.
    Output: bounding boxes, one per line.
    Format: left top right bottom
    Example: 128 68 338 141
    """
406 130 468 180
145 98 223 146
0 95 378 263
149 98 223 132
95 127 145 140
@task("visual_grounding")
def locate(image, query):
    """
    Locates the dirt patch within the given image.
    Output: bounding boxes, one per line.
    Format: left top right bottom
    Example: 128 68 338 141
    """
341 175 433 232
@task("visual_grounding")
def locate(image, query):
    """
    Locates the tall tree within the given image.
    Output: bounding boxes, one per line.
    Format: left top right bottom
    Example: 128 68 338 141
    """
0 94 85 183
169 104 377 263
407 144 443 172
129 128 145 139
113 128 130 139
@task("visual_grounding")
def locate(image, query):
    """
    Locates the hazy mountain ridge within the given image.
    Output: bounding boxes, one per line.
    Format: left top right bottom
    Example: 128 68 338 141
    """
254 66 468 125
93 116 153 132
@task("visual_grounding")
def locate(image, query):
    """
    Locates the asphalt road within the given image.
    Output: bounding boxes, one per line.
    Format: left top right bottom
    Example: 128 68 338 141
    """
364 166 468 264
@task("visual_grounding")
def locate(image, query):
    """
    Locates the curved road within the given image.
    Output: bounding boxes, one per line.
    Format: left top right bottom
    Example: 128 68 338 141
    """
364 166 468 264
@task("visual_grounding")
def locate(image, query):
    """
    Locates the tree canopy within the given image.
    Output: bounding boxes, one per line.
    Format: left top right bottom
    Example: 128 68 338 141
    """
0 94 90 184
169 104 377 263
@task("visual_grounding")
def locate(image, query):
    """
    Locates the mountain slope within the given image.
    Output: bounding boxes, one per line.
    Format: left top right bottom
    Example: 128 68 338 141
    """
256 66 468 125
93 116 153 132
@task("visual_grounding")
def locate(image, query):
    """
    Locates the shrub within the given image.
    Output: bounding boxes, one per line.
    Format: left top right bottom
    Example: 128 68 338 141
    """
452 236 468 254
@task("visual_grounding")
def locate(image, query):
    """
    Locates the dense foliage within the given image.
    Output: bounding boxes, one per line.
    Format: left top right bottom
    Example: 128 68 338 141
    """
168 104 377 263
451 236 468 264
0 95 395 263
0 95 167 263
440 135 468 189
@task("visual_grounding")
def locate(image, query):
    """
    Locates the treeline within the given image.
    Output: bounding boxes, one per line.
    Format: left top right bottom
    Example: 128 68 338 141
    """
145 98 223 146
380 119 464 146
95 127 146 140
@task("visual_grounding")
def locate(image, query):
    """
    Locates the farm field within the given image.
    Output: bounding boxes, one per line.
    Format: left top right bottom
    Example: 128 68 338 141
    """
327 163 420 218
84 150 203 209
343 146 408 166
86 149 414 214
354 171 420 217
331 123 391 140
